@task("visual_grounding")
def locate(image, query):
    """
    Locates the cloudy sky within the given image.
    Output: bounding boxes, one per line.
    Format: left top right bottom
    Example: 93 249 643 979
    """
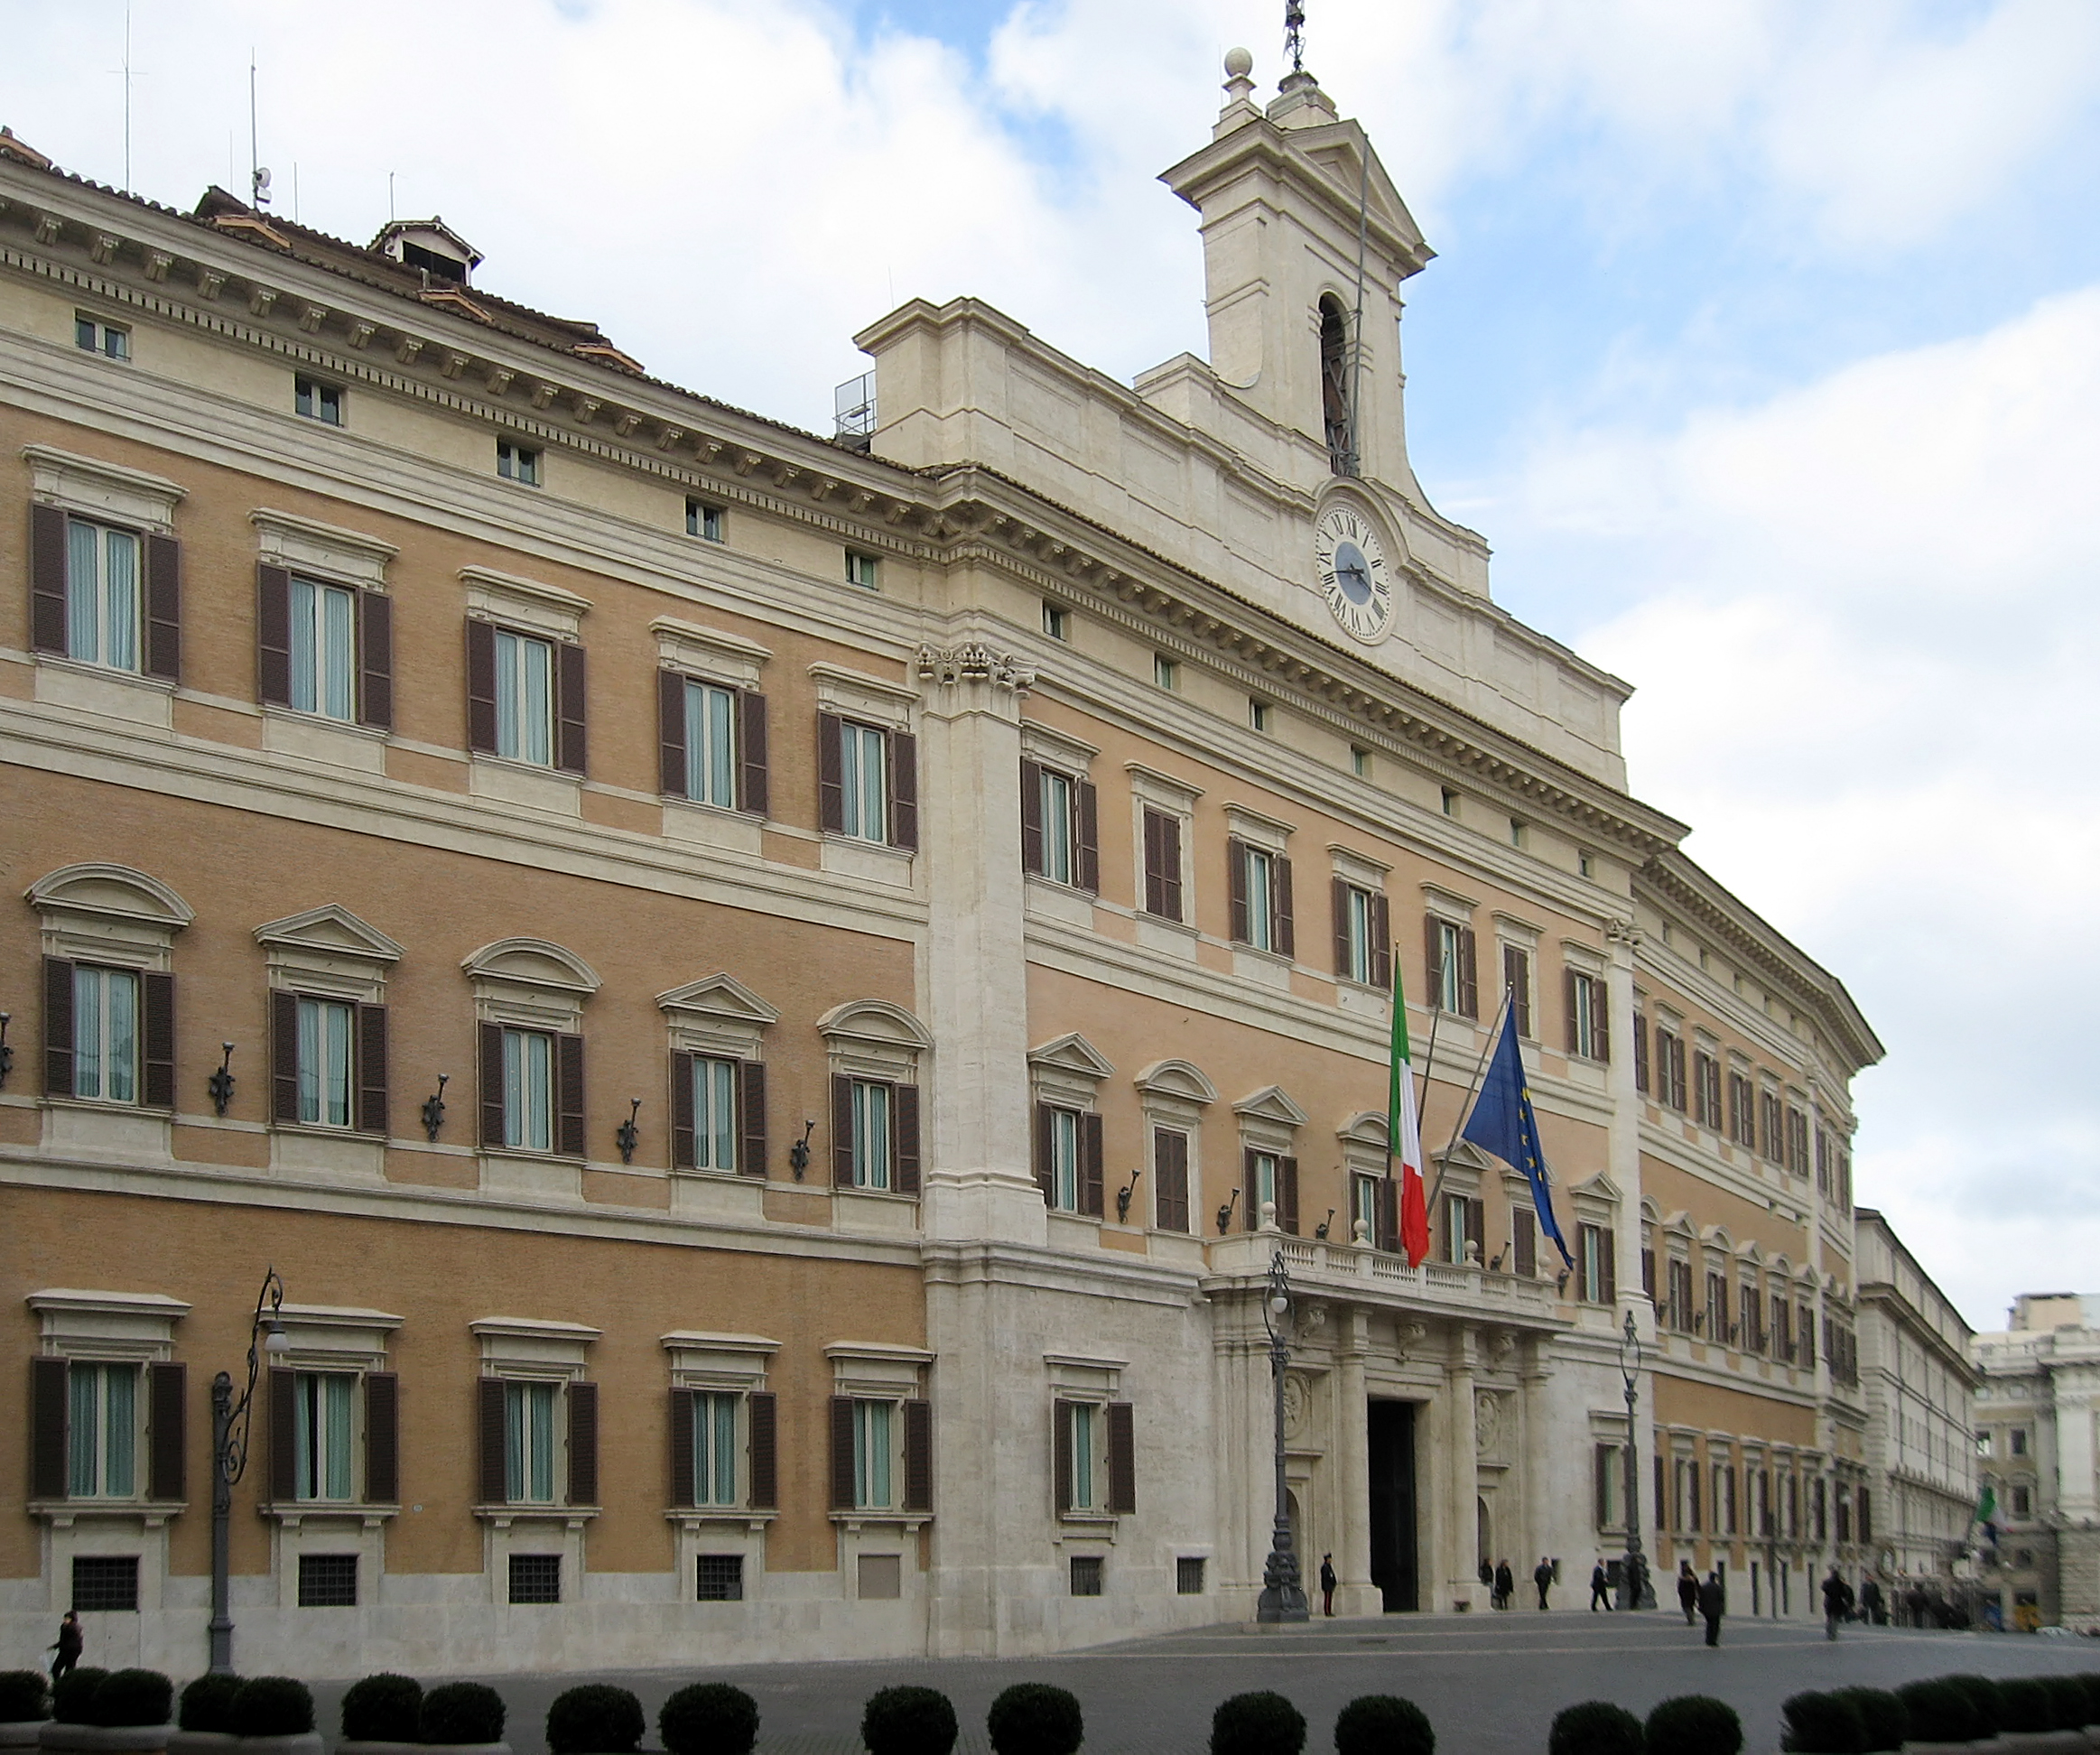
6 0 2097 1330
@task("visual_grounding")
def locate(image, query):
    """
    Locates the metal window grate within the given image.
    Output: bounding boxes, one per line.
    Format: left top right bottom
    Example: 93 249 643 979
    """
297 1553 358 1607
71 1555 139 1611
507 1552 562 1604
695 1555 744 1602
1070 1555 1104 1597
1176 1555 1206 1595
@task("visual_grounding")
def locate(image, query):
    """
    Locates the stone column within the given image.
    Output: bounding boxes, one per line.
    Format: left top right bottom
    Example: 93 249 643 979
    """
1448 1324 1481 1611
1334 1305 1373 1612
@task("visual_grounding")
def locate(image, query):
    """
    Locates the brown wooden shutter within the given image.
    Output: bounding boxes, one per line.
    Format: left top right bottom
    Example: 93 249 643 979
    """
566 1379 599 1505
144 533 181 682
894 1082 921 1195
30 503 69 654
142 970 175 1110
1242 1147 1259 1231
1601 1230 1617 1304
1278 1156 1299 1235
555 1033 586 1157
817 712 845 833
358 1003 388 1136
1466 1197 1486 1263
270 989 301 1122
1106 1400 1136 1516
1425 916 1445 1008
1074 778 1100 893
1506 947 1532 1038
1227 838 1250 943
1513 1208 1537 1278
832 1072 854 1185
669 1051 696 1169
466 619 498 753
1457 926 1478 1017
1377 1177 1400 1254
1157 812 1183 921
1371 893 1391 990
257 564 293 706
268 1367 297 1504
1080 1111 1104 1218
739 690 769 816
1333 878 1353 980
555 642 587 775
1635 1014 1650 1093
1053 1401 1074 1513
478 1378 508 1505
358 590 393 729
1141 810 1165 917
1594 988 1610 1063
31 1356 69 1500
830 1396 855 1509
1033 1102 1054 1204
739 1060 767 1177
1154 1128 1187 1233
887 729 918 850
147 1361 186 1501
364 1371 398 1504
42 956 74 1097
747 1391 777 1509
902 1398 933 1513
657 669 687 797
668 1386 695 1508
1019 759 1044 875
1273 856 1295 959
479 1021 506 1147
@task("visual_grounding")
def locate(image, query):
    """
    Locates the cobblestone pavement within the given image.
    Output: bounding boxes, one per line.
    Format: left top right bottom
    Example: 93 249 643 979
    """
305 1611 2100 1755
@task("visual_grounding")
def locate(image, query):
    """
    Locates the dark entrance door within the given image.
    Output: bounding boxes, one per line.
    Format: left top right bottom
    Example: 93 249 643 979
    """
1367 1398 1418 1611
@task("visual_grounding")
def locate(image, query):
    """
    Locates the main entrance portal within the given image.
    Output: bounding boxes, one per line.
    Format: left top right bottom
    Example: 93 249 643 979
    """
1367 1398 1419 1611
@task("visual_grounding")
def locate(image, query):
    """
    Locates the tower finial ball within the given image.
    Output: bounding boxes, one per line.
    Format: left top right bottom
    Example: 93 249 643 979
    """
1223 46 1254 79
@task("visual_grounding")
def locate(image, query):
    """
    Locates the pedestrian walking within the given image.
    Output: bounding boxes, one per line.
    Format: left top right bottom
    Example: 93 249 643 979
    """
1534 1555 1554 1611
1494 1558 1513 1611
47 1610 80 1680
1319 1553 1337 1618
1698 1570 1725 1646
1677 1559 1699 1625
1860 1577 1884 1626
1589 1559 1612 1611
1822 1569 1852 1641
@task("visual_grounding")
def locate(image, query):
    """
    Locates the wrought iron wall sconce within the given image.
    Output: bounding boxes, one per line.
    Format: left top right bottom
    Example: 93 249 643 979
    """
208 1043 237 1117
1314 1207 1333 1240
788 1119 816 1180
0 1012 13 1089
1216 1188 1240 1235
616 1098 642 1165
421 1074 449 1142
1116 1168 1143 1223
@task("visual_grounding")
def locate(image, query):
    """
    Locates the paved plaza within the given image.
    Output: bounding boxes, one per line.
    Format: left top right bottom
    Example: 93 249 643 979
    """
300 1611 2100 1755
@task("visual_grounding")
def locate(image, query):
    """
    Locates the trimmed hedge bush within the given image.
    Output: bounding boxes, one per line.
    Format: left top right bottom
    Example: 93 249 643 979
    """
1836 1689 1907 1752
420 1683 506 1747
341 1676 423 1744
1547 1701 1643 1755
178 1675 244 1735
1996 1678 2049 1734
0 1673 50 1723
1945 1676 2002 1739
229 1678 314 1739
2079 1675 2100 1726
51 1670 109 1726
2040 1676 2088 1732
1333 1694 1435 1755
547 1686 644 1755
1779 1691 1861 1754
91 1671 172 1731
861 1686 957 1755
1646 1695 1739 1755
1209 1692 1306 1755
986 1684 1083 1755
658 1683 758 1755
1894 1678 1978 1746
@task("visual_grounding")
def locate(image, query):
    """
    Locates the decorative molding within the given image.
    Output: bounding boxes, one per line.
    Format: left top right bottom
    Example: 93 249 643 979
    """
249 508 397 589
915 642 1036 693
23 442 185 530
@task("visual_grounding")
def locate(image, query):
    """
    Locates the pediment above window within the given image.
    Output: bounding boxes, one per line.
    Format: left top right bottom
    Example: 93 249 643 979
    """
1028 1033 1116 1082
1232 1084 1308 1129
1134 1059 1219 1106
1434 1138 1500 1175
463 937 599 1029
255 905 404 1002
657 973 778 1059
29 862 192 967
819 998 931 1082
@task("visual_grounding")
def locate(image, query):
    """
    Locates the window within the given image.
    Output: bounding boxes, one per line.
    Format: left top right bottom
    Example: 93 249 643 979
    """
63 517 142 671
1761 1090 1784 1162
695 1555 743 1601
845 549 880 590
1042 602 1069 640
1250 699 1272 733
1045 1106 1081 1211
1229 840 1293 957
1578 851 1594 879
849 1078 892 1191
1021 761 1098 891
1503 946 1533 1036
496 440 541 486
1335 882 1390 988
682 678 739 808
294 376 344 426
505 1380 558 1505
1153 1128 1191 1233
293 997 356 1128
1715 1462 1737 1536
2012 1428 2029 1457
1427 918 1476 1016
1140 807 1184 922
690 1391 739 1506
685 498 724 542
1575 1223 1614 1304
286 577 358 720
68 1361 138 1497
293 1372 356 1501
1705 1271 1728 1342
1176 1555 1206 1594
1797 1305 1816 1369
70 964 140 1103
852 1399 893 1509
1251 1152 1278 1221
1352 1173 1380 1246
1070 1555 1104 1596
682 1055 739 1173
1440 787 1460 818
1566 969 1607 1061
1654 1025 1687 1110
75 314 130 359
1152 655 1178 690
1728 1072 1756 1148
1772 1295 1793 1361
1320 295 1352 472
1739 1284 1763 1354
297 1553 358 1607
1351 747 1370 778
1693 1051 1723 1128
1976 1430 1994 1457
1666 1259 1695 1332
1444 1192 1482 1265
508 1552 561 1603
1509 818 1527 849
493 627 555 766
836 719 888 841
1594 1443 1621 1529
2012 1486 2032 1518
502 1027 555 1152
1785 1105 1811 1176
70 1555 139 1611
1063 1401 1101 1511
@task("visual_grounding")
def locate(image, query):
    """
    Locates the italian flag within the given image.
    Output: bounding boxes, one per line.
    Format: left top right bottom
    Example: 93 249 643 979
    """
1389 968 1431 1266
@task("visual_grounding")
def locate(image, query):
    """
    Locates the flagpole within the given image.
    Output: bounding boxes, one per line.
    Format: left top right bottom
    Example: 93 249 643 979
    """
1425 984 1513 1217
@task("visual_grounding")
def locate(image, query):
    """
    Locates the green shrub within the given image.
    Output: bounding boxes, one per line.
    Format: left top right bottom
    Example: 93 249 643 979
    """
420 1684 506 1748
179 1675 243 1735
229 1677 314 1739
1645 1696 1738 1755
657 1683 758 1755
986 1684 1083 1755
2044 1676 2094 1732
1333 1694 1436 1755
1944 1676 2002 1738
340 1676 423 1743
0 1673 50 1722
1210 1692 1306 1755
546 1686 643 1755
2077 1675 2100 1726
1835 1689 1906 1752
1547 1701 1643 1755
1779 1692 1861 1754
1995 1679 2049 1734
51 1670 109 1726
1894 1678 1978 1746
860 1686 957 1755
89 1670 172 1730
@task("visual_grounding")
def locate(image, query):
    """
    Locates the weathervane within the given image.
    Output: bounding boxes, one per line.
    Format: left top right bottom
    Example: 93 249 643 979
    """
1285 0 1306 74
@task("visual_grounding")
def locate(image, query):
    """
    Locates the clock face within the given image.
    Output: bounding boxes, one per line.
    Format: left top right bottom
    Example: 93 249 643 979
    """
1315 506 1394 642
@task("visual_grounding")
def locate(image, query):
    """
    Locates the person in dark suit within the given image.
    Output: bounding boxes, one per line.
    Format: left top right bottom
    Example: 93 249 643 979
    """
1589 1559 1613 1611
1493 1558 1514 1610
1319 1554 1337 1617
1698 1570 1725 1646
1534 1555 1554 1610
1677 1559 1700 1624
48 1610 81 1679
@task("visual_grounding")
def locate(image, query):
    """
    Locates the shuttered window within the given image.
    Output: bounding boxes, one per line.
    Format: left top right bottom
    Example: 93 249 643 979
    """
853 1399 893 1509
503 1028 554 1152
1153 1128 1190 1233
850 1079 891 1190
506 1381 558 1504
1333 882 1391 988
66 1362 138 1498
1655 1027 1687 1109
70 964 139 1102
1693 1051 1723 1128
1728 1072 1756 1147
1141 808 1184 921
1020 761 1101 892
1576 1222 1615 1304
289 578 358 720
1228 840 1294 957
494 628 555 765
1426 918 1477 1017
1566 970 1608 1062
1351 1173 1380 1246
671 1052 765 1177
272 991 387 1135
1503 946 1533 1037
467 620 582 773
293 1372 356 1502
1033 1104 1104 1217
831 1075 920 1195
691 1390 739 1507
1444 1193 1485 1265
839 719 887 840
684 678 738 806
63 518 141 670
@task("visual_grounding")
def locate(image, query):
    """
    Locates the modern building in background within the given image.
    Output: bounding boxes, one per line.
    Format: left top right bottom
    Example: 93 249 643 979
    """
4 52 1891 1676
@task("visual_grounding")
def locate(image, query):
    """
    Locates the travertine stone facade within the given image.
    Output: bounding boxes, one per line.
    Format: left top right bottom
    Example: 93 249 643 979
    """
1 62 1888 1675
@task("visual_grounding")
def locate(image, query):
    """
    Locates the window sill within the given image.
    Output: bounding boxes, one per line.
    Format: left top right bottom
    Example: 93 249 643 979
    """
469 756 582 816
261 708 386 775
265 1504 399 1527
33 657 175 730
665 1509 776 1528
1055 1511 1120 1534
1231 945 1293 989
1134 914 1198 960
1024 874 1097 928
473 1505 599 1526
31 1500 185 1525
821 835 913 888
829 1511 930 1533
662 796 765 859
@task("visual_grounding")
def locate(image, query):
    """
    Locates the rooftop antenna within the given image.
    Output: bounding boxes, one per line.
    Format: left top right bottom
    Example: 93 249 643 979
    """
1284 0 1306 75
112 5 146 192
388 170 396 222
247 50 270 208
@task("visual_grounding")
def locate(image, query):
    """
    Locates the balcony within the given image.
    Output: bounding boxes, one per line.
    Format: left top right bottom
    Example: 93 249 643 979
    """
1202 1231 1562 1328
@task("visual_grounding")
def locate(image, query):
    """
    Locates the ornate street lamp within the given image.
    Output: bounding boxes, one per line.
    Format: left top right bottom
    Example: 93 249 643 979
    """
209 1268 291 1674
1617 1306 1657 1609
1255 1249 1309 1623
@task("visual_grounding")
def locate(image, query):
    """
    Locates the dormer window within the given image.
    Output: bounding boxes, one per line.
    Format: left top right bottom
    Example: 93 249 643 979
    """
370 218 484 289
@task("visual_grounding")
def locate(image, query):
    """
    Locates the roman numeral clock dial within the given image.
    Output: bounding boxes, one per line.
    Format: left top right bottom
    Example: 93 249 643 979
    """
1314 506 1394 643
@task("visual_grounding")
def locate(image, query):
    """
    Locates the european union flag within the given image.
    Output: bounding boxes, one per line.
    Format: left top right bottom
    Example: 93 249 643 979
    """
1461 1009 1573 1268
